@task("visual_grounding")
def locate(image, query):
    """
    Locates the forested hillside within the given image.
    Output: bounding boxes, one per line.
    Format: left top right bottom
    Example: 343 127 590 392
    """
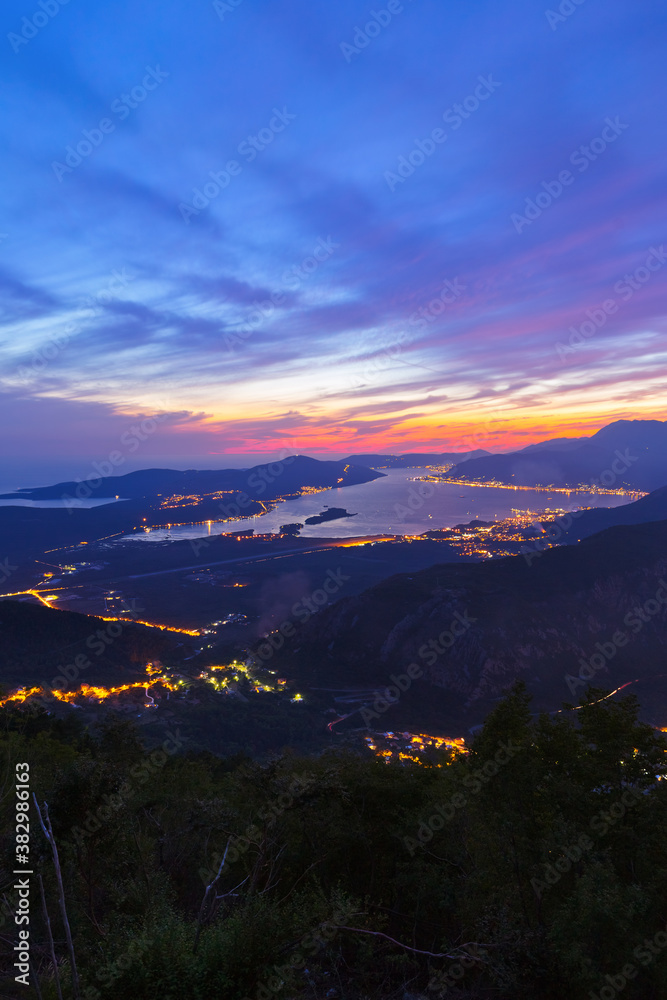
1 685 666 999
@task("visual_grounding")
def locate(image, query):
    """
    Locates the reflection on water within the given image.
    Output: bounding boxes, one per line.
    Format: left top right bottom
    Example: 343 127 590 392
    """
120 469 635 544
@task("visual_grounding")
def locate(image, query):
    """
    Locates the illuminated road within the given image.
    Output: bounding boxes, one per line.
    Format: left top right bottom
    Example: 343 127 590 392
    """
556 674 667 712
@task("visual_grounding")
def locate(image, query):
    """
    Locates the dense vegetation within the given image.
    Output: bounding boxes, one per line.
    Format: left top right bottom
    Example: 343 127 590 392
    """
1 684 666 999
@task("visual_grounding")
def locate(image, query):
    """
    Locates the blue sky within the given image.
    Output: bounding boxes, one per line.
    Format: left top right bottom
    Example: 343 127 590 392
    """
1 0 666 488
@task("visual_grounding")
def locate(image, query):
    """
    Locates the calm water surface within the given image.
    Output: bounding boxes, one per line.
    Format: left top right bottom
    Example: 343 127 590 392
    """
121 468 636 543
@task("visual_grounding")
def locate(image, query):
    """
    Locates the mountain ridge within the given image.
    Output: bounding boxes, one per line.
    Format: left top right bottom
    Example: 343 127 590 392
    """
447 419 667 491
0 455 385 501
268 517 667 728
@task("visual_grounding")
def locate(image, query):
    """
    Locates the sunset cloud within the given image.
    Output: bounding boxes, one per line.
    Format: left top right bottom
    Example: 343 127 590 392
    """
0 0 665 488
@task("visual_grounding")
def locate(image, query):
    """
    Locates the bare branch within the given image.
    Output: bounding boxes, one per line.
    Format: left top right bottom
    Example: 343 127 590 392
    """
37 876 63 1000
274 857 324 906
335 925 493 960
214 874 249 901
193 837 232 953
33 796 80 1000
29 954 44 1000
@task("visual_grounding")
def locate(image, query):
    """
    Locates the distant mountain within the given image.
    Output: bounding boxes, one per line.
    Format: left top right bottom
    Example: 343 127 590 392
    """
342 450 491 467
0 457 384 564
553 485 667 543
268 517 667 728
1 456 384 501
518 436 590 453
447 420 667 491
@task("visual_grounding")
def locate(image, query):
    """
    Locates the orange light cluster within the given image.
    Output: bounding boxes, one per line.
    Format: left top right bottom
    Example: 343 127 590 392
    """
53 682 148 703
333 536 393 548
364 731 468 766
0 686 44 707
160 489 236 508
439 477 645 499
409 733 468 754
0 589 60 608
160 494 204 508
0 677 182 708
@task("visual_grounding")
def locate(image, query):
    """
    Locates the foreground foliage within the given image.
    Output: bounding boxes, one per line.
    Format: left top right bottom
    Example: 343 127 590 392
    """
1 684 666 999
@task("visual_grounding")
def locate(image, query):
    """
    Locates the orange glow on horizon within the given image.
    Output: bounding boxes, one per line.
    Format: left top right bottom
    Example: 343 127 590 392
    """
184 406 666 459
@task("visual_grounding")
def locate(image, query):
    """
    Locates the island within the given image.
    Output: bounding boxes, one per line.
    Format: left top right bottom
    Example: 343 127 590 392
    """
279 523 304 536
304 507 357 525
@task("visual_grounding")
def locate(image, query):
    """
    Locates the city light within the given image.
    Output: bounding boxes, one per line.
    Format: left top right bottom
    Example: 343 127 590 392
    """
364 731 468 766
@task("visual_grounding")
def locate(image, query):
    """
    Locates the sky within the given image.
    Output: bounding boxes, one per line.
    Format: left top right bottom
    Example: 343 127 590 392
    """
1 0 666 488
